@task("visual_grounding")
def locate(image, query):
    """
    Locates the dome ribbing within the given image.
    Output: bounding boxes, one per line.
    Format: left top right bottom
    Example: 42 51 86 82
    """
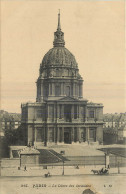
41 47 78 68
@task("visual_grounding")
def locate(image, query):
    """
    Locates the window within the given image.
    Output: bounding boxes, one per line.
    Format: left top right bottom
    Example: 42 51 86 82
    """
81 129 86 142
89 110 94 118
64 105 72 122
49 128 54 142
49 105 54 120
65 86 70 96
75 84 77 95
43 85 49 97
79 85 82 97
55 85 61 96
74 105 77 119
89 128 96 140
81 132 84 138
36 128 42 142
50 83 52 95
37 109 42 118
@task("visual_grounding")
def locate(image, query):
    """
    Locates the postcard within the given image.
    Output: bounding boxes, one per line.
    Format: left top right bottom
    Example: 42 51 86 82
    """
0 1 126 194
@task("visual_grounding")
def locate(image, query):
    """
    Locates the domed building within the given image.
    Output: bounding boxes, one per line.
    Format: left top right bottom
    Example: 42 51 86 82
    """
21 13 104 147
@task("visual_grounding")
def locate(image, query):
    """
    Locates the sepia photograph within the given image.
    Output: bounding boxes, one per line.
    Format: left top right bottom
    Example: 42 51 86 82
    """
0 0 126 194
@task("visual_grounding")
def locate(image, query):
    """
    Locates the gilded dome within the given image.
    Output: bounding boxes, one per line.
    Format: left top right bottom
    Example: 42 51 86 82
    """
41 47 78 68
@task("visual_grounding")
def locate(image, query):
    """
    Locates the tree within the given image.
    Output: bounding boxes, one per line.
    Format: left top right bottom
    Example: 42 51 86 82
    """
4 124 26 146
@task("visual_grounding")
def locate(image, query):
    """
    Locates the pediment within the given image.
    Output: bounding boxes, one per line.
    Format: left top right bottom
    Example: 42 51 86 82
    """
59 96 79 102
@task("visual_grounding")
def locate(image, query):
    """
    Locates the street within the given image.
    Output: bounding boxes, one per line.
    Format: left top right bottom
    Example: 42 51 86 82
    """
0 174 126 194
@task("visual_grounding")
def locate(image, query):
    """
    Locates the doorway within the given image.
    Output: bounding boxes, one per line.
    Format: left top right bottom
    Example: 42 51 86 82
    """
64 132 71 144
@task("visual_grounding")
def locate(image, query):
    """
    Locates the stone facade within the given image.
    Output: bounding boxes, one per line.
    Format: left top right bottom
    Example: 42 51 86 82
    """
21 13 104 146
19 147 40 167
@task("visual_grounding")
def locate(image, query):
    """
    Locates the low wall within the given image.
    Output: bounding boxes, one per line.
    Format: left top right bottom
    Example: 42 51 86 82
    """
9 146 26 158
1 154 126 168
1 158 20 167
66 156 105 166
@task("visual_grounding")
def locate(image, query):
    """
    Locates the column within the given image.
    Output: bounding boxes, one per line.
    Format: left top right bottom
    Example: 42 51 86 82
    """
61 83 64 96
81 84 83 97
63 83 65 96
55 126 58 144
41 82 43 97
95 128 97 142
47 105 49 122
44 126 48 146
57 127 59 142
35 127 36 142
62 105 64 120
62 127 64 143
71 127 74 142
54 127 56 143
79 84 83 98
48 83 51 96
79 106 82 121
105 153 110 168
44 125 47 146
86 127 89 142
52 83 55 96
85 108 88 121
78 105 79 118
75 83 77 97
57 105 59 119
73 83 75 97
28 125 34 146
47 127 49 143
77 127 79 142
71 105 74 120
77 84 79 97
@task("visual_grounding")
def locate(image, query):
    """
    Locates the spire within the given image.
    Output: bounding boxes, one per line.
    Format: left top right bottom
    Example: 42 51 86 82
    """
57 9 61 31
53 10 65 47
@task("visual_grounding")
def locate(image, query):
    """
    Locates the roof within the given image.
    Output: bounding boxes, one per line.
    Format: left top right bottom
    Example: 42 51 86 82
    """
98 147 126 158
103 113 126 122
20 147 40 155
87 102 103 107
41 47 78 69
47 96 88 102
118 124 126 131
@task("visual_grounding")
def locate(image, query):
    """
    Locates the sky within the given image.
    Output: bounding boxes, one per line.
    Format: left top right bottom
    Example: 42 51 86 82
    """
1 0 126 114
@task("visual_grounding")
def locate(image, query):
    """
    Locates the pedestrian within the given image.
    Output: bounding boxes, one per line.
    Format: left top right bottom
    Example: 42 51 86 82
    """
107 164 110 169
24 166 27 171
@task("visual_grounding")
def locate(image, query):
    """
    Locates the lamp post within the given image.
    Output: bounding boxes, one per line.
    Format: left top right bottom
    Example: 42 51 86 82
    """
62 160 64 175
19 153 21 168
118 161 120 174
105 151 110 168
